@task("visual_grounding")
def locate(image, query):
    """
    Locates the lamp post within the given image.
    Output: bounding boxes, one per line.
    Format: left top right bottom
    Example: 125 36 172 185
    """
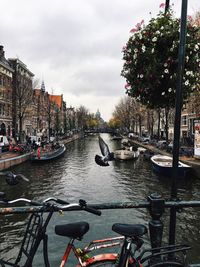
165 0 170 13
169 0 188 246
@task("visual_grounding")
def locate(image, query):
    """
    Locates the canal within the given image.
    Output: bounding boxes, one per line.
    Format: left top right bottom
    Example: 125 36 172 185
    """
0 133 200 266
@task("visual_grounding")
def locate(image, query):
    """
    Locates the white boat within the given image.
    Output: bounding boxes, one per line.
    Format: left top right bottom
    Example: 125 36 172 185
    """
111 135 122 141
114 146 139 160
121 138 129 145
150 154 191 177
137 147 147 154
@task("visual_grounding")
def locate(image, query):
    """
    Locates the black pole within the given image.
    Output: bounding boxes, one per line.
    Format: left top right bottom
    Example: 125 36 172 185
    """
169 0 188 246
165 0 170 13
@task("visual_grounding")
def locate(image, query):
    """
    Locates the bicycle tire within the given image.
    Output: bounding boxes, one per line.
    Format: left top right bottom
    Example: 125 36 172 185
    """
86 259 134 267
87 260 116 266
147 261 185 267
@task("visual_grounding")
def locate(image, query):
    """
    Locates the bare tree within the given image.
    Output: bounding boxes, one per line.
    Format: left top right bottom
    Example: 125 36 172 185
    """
32 78 40 89
16 78 33 142
76 105 89 130
187 92 200 117
113 96 146 134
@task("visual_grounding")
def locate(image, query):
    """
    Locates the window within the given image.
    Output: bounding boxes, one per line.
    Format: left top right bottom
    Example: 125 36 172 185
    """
182 115 187 126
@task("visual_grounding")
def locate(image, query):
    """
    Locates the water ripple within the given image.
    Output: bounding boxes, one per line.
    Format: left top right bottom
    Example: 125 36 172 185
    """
0 134 200 265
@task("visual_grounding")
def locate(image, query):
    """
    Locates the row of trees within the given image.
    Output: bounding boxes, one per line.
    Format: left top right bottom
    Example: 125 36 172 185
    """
110 96 175 139
118 5 200 141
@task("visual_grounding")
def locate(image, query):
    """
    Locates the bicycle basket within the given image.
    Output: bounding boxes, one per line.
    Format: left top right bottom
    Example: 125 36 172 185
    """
0 212 43 267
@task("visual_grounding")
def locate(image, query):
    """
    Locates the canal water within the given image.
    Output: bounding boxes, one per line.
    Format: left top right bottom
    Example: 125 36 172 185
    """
0 133 200 266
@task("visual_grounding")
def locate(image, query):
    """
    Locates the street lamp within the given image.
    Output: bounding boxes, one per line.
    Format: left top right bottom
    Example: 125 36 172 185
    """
165 0 170 13
169 0 188 246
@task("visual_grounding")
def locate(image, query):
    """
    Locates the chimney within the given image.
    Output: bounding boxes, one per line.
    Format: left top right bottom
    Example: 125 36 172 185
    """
0 45 5 58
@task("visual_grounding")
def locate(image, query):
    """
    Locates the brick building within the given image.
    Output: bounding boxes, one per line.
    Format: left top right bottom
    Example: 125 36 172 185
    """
0 46 13 137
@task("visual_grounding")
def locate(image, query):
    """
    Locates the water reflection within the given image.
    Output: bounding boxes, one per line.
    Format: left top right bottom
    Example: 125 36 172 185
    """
0 134 200 265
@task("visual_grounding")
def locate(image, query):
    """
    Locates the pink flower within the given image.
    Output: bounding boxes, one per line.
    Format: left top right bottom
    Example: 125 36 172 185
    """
140 19 144 25
130 28 137 33
136 22 141 30
187 15 193 21
130 19 144 33
125 84 130 89
159 3 165 8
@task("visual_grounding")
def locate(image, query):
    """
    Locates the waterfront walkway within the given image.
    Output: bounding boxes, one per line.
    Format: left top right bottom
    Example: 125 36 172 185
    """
0 134 80 171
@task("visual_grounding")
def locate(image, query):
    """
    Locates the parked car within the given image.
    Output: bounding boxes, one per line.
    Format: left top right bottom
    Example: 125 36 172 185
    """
0 135 9 152
138 136 150 143
156 140 168 149
167 142 194 157
128 133 139 139
149 139 158 146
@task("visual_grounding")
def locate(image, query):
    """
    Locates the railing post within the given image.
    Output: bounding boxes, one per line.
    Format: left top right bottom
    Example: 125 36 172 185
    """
148 193 165 250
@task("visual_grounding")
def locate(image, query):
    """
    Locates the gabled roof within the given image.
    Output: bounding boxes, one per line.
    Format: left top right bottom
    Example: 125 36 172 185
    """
49 95 62 108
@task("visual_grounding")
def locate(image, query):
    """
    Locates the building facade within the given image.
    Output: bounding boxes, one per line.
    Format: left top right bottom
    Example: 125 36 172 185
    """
8 58 34 140
0 46 13 137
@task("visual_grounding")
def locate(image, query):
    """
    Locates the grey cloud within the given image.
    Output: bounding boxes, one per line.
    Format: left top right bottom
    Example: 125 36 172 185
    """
1 0 200 120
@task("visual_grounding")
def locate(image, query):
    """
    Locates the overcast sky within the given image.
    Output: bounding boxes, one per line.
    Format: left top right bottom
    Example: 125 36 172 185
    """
1 0 200 121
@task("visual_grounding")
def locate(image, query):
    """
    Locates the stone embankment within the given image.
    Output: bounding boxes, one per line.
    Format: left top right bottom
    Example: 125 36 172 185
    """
0 134 80 171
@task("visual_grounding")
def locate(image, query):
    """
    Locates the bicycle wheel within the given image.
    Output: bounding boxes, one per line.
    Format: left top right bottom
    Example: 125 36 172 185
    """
87 259 134 266
148 261 185 267
87 260 116 266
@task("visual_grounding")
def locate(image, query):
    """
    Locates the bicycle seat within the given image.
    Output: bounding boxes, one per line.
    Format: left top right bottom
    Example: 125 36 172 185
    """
112 223 147 238
55 221 89 240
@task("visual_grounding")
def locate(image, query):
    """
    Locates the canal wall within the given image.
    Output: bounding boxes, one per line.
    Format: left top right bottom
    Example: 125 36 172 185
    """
0 152 31 171
0 133 81 171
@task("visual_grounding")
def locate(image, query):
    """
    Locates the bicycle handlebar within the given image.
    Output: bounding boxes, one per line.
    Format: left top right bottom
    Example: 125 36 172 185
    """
0 197 101 216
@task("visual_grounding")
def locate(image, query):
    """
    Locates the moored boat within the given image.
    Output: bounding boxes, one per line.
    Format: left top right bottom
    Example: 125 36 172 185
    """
150 154 191 177
30 144 66 162
114 146 139 160
143 149 155 160
111 135 122 141
137 147 147 154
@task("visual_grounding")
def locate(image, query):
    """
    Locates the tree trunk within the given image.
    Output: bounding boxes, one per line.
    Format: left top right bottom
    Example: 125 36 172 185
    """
48 120 51 141
157 109 161 140
139 115 142 136
150 111 154 137
165 107 169 142
19 116 23 143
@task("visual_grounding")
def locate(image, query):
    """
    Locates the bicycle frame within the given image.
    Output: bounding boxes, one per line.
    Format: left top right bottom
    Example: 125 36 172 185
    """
59 236 124 266
1 196 200 266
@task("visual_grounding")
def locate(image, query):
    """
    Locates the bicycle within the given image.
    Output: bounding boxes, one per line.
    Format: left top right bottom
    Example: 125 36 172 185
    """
0 194 197 267
0 195 124 267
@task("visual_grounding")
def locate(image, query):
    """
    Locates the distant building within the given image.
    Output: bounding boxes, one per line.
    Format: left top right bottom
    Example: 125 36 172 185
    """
0 45 13 136
8 57 34 140
33 82 67 137
49 94 65 134
95 109 106 130
33 82 49 136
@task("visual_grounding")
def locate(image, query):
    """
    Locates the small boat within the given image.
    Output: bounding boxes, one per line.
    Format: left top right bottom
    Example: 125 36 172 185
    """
30 144 66 162
137 147 147 154
143 149 155 160
114 146 139 160
111 135 122 141
150 154 191 177
121 138 129 145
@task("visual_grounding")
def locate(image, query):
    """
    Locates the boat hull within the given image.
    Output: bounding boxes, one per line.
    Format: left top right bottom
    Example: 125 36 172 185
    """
30 144 66 162
114 149 139 160
150 155 191 177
